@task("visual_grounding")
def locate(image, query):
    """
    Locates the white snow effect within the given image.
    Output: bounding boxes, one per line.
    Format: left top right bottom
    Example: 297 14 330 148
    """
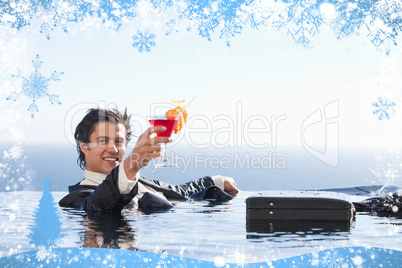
213 255 226 267
3 145 23 160
83 250 91 258
351 255 364 266
35 246 51 262
320 3 337 20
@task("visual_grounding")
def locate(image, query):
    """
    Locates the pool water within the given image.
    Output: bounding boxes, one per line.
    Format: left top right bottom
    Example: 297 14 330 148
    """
1 190 401 264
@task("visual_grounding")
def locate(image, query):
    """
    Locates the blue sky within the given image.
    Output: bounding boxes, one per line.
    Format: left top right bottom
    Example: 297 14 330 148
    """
2 25 401 150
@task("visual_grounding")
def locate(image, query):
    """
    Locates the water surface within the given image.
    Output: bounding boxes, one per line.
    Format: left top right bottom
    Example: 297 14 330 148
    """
1 190 401 263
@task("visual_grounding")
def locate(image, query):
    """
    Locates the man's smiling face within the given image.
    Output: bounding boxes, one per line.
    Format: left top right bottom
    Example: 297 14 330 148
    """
80 121 127 174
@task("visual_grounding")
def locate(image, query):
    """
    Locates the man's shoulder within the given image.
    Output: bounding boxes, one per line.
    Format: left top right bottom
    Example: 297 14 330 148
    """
59 183 96 208
68 182 97 193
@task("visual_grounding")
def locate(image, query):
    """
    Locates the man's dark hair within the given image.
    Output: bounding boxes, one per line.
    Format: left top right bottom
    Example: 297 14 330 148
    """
74 108 132 170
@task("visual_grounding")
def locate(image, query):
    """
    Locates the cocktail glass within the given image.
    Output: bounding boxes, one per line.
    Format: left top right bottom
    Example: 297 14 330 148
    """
147 115 178 168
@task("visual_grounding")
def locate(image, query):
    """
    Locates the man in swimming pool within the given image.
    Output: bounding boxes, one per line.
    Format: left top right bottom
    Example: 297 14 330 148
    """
59 108 239 211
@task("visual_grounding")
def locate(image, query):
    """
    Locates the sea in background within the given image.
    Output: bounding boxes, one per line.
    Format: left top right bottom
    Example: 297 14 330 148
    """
16 143 400 192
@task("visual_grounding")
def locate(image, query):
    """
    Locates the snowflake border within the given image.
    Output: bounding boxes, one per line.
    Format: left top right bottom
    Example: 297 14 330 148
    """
6 54 63 118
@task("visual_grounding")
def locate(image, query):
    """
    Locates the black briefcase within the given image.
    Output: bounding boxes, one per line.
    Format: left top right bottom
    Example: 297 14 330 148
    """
246 194 355 233
246 196 355 221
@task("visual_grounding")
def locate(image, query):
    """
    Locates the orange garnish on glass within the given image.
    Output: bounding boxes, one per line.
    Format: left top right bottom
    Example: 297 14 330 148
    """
165 100 188 134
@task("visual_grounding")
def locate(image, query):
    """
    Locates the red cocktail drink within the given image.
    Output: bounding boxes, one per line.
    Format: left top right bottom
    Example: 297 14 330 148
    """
148 100 189 168
147 115 179 168
148 118 178 137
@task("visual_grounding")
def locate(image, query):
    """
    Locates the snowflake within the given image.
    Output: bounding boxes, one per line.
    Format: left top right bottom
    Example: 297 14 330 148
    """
375 0 402 19
156 251 169 267
132 29 156 52
321 250 345 268
367 18 397 55
220 20 244 47
6 54 63 118
279 0 323 48
2 0 402 54
310 249 345 267
40 22 53 40
372 97 396 120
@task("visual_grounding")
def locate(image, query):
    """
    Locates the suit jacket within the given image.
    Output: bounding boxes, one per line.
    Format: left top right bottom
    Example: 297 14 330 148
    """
58 167 231 212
